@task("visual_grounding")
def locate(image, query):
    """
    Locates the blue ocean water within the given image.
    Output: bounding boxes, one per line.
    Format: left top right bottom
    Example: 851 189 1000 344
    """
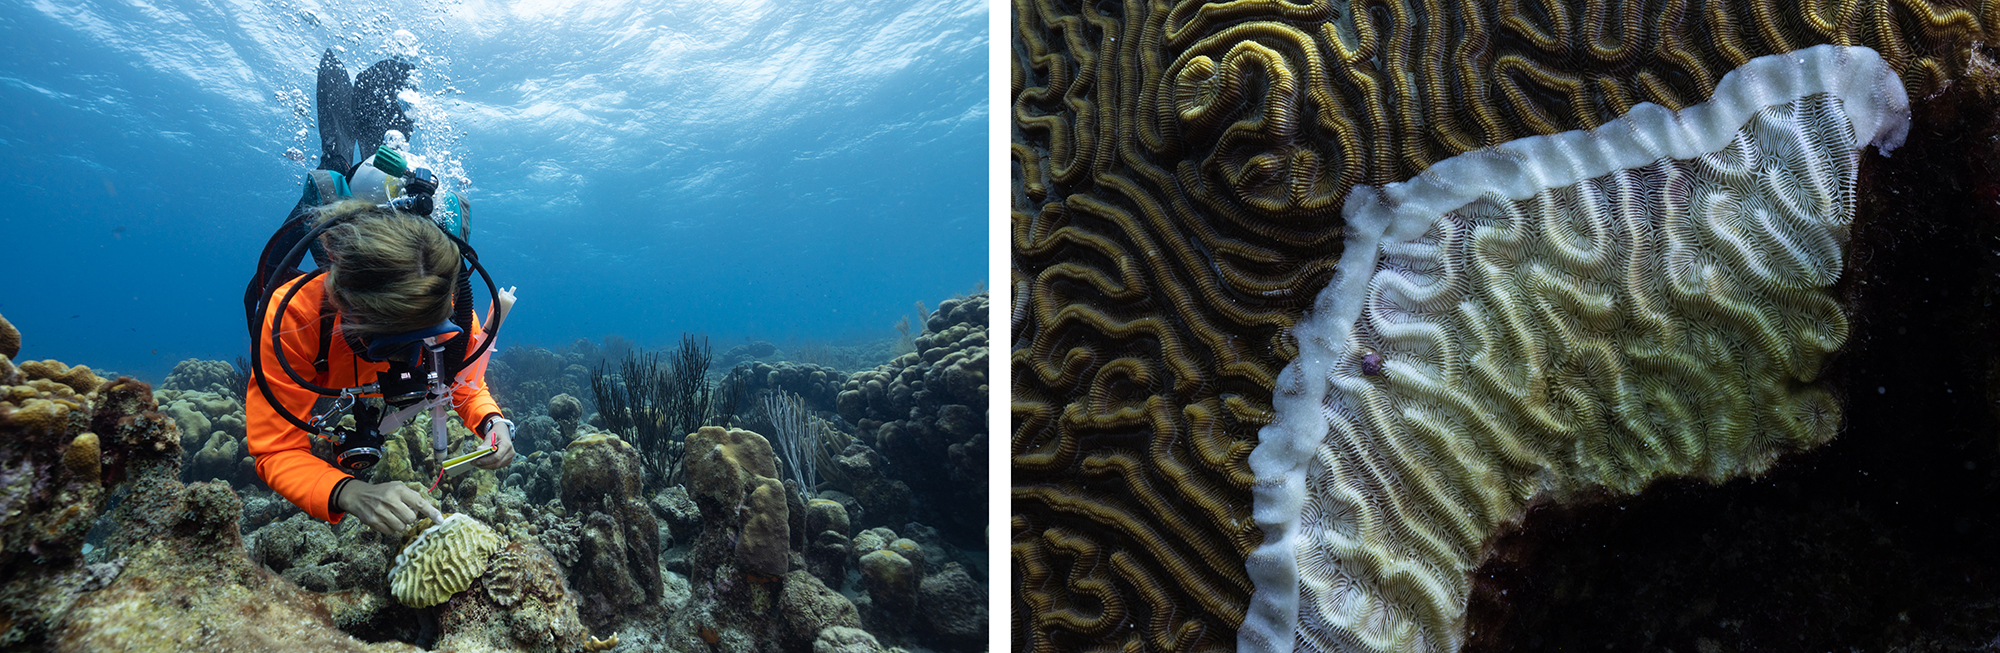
0 0 987 382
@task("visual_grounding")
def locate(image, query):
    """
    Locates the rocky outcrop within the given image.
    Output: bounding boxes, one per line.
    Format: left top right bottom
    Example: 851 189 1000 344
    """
835 293 987 544
559 433 662 631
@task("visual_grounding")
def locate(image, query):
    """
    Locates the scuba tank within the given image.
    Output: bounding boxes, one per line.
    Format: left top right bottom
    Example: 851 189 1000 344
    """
348 130 424 205
349 131 470 240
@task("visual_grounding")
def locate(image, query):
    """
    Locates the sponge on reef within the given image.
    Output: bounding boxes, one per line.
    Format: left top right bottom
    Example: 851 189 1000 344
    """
389 514 504 608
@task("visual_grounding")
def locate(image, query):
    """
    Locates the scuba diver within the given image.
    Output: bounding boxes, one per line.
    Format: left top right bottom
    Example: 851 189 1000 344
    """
243 50 516 537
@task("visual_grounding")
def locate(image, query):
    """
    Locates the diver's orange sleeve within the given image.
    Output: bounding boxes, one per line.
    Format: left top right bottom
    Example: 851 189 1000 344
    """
245 277 354 524
451 313 503 436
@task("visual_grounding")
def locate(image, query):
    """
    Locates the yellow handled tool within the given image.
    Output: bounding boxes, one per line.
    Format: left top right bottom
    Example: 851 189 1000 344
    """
443 446 497 478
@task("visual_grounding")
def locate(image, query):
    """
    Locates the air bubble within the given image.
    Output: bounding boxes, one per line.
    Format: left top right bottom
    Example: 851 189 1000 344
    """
391 29 420 57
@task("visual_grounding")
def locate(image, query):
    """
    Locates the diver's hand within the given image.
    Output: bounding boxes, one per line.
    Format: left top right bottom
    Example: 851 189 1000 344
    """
497 286 517 316
475 419 514 470
334 480 444 536
486 286 516 328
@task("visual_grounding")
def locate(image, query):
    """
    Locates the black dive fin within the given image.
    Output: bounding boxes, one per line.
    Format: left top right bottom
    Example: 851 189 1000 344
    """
316 51 415 175
352 58 416 166
316 49 356 174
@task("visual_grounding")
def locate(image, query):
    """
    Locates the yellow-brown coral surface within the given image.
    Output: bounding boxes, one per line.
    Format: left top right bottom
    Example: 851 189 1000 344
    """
390 514 505 608
1011 0 1994 650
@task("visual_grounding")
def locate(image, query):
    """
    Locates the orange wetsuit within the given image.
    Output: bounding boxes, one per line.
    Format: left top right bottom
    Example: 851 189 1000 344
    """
246 275 501 523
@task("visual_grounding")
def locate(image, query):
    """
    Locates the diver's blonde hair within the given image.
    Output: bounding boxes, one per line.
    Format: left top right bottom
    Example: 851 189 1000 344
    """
313 199 460 339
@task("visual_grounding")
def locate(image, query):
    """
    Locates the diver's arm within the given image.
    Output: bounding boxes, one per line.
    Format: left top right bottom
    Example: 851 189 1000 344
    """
244 278 355 524
449 305 505 439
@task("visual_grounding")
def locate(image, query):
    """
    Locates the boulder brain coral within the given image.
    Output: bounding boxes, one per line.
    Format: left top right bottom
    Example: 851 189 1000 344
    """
389 514 505 608
1012 0 2000 648
1244 46 1909 653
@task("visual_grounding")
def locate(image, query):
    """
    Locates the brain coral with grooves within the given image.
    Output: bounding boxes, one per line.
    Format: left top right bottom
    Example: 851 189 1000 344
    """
390 514 505 608
1011 0 1991 650
1246 45 1906 653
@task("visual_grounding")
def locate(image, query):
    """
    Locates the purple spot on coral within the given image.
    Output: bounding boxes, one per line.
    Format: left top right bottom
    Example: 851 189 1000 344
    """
1362 352 1384 376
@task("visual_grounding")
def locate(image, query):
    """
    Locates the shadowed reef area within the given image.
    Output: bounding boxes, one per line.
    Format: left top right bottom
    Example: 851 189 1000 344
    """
1460 60 2000 653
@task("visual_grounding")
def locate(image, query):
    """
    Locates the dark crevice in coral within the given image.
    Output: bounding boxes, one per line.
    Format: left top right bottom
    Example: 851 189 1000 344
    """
1464 56 2000 653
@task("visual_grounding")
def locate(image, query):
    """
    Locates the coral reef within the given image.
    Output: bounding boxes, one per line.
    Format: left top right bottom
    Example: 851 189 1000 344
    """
652 425 878 653
725 361 850 413
530 502 584 569
805 498 850 537
837 293 988 542
588 335 716 493
801 498 852 586
826 443 911 530
159 388 250 484
814 626 887 653
0 311 18 359
739 476 791 575
162 358 240 395
842 522 983 650
560 432 664 630
0 345 710 651
516 414 562 455
916 562 987 650
59 481 421 653
19 360 104 396
253 511 406 639
548 393 583 444
240 487 305 533
432 539 609 653
254 513 341 586
489 346 592 417
0 353 419 651
777 570 864 651
805 530 850 591
190 430 246 484
62 432 99 484
718 340 780 367
858 549 917 617
651 485 702 545
1446 68 2000 651
684 426 790 576
0 373 124 644
503 449 564 505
